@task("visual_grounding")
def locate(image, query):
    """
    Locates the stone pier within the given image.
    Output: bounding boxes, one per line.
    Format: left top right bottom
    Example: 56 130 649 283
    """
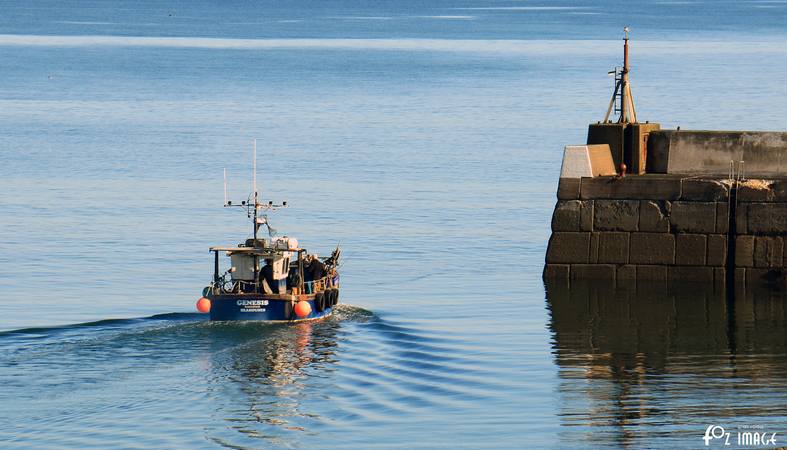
546 33 787 286
545 168 787 285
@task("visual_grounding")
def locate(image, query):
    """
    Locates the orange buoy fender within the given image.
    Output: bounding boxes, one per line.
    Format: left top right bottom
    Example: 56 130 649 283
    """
294 300 312 318
196 297 211 313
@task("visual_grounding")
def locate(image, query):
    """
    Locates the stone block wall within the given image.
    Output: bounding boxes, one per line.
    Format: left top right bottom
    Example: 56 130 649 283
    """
544 176 787 285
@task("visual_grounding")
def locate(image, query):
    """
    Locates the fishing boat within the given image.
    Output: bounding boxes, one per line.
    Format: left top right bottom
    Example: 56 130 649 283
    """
195 141 340 322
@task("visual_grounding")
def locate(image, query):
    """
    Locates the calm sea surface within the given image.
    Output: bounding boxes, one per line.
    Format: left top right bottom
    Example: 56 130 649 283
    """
1 1 786 448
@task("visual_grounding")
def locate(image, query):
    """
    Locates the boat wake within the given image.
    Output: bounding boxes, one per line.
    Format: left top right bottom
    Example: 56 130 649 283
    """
0 304 374 341
0 303 510 449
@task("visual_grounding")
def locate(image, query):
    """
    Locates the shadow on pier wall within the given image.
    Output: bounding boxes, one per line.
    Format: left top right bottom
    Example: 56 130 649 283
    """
545 279 787 447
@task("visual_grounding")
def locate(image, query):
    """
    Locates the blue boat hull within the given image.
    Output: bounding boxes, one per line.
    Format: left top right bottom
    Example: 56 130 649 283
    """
208 293 336 322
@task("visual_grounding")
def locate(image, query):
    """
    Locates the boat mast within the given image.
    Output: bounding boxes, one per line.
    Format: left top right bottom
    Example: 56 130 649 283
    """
221 138 289 292
252 139 259 291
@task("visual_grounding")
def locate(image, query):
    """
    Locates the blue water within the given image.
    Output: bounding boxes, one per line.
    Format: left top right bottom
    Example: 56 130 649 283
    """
1 1 786 448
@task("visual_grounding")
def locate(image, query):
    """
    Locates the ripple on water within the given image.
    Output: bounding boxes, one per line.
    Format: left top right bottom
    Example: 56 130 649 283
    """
196 304 516 448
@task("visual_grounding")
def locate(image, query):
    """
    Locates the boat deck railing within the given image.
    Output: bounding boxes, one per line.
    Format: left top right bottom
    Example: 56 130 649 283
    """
303 276 339 294
209 273 339 296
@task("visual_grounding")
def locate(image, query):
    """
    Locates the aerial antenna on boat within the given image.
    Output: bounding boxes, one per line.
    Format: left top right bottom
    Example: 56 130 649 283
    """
252 138 260 241
253 139 258 208
603 27 637 124
223 168 228 206
222 139 288 240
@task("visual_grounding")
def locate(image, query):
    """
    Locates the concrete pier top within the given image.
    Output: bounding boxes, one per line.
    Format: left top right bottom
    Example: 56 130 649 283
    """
559 145 616 178
648 130 787 176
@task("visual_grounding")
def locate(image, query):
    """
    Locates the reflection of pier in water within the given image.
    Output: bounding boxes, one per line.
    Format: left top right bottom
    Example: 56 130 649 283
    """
546 280 787 447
